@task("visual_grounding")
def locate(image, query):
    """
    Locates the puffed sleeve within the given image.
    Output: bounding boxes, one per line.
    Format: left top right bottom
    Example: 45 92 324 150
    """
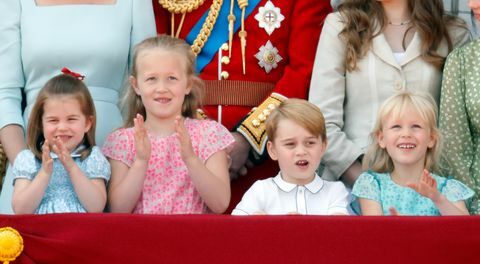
351 172 381 203
308 13 363 180
12 150 39 183
196 120 235 162
237 0 332 156
439 177 475 202
231 180 265 215
102 128 135 167
84 147 111 182
129 0 156 65
0 0 25 129
327 182 350 215
439 46 471 182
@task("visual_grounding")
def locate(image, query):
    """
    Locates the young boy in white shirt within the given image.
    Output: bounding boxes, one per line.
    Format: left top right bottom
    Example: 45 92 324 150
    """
232 99 350 215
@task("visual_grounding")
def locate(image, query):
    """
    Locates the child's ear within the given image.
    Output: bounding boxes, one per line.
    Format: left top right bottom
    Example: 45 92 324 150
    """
130 76 140 95
185 78 193 95
266 141 278 161
84 116 93 133
377 131 386 149
427 132 437 148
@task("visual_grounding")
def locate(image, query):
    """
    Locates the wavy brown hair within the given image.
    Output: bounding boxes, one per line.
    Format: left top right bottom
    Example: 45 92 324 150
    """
122 35 204 127
338 0 466 71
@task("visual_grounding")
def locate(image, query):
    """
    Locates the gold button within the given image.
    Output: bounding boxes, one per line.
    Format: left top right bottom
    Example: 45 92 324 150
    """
258 113 266 122
221 71 229 80
268 103 276 110
221 56 230 65
221 43 229 51
252 119 261 127
263 109 271 116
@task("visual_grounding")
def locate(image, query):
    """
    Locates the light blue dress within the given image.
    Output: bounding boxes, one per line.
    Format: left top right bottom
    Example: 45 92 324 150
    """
352 171 474 215
0 0 156 213
12 147 110 214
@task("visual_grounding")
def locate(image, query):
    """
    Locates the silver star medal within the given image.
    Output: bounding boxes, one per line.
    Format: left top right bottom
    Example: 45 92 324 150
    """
255 40 282 73
254 1 285 35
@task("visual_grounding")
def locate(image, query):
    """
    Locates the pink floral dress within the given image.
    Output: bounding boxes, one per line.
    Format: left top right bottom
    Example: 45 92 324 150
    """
102 118 234 214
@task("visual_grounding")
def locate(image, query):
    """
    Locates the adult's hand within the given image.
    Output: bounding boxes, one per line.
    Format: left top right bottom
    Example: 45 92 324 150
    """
229 132 250 180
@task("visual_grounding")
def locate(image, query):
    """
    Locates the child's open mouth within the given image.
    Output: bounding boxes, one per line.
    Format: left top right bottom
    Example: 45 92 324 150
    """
295 160 309 167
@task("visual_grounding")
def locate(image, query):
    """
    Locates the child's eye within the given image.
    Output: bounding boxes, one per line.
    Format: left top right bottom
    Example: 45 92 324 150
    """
390 125 401 129
146 77 156 82
412 124 422 129
284 142 295 147
305 141 317 146
168 76 178 81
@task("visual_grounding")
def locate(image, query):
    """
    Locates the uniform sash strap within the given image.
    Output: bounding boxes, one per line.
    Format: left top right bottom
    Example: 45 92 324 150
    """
186 0 261 72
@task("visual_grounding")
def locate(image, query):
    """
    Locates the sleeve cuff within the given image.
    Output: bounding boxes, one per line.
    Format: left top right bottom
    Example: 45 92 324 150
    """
236 93 287 155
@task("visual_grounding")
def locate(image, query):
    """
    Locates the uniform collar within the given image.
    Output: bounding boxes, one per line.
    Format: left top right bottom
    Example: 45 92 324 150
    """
49 145 86 159
273 173 324 194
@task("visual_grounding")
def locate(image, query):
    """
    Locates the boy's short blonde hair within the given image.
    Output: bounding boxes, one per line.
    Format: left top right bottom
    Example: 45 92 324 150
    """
266 98 326 142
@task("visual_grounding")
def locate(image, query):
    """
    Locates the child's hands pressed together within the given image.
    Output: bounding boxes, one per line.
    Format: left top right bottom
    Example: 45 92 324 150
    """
407 169 441 202
51 138 76 171
40 139 53 176
174 116 196 163
134 114 151 162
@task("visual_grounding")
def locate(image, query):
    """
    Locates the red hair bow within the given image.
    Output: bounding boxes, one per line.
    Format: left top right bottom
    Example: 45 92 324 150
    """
61 67 85 80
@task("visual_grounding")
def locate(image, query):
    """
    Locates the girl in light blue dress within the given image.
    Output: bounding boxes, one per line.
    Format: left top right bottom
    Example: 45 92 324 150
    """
352 91 473 216
12 72 110 214
0 0 155 214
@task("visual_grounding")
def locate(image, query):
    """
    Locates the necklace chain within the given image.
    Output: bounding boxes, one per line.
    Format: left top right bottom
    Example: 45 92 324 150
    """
388 19 411 26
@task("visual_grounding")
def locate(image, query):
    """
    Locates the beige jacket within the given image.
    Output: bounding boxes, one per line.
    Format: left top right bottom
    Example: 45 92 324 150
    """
309 12 470 181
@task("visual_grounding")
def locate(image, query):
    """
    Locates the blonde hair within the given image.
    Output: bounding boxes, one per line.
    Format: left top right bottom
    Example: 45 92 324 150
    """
121 35 204 127
27 74 96 160
338 0 466 71
266 99 326 142
363 91 442 173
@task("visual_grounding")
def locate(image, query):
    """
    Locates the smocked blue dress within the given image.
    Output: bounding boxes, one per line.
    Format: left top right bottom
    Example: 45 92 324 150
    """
0 0 156 213
12 147 110 214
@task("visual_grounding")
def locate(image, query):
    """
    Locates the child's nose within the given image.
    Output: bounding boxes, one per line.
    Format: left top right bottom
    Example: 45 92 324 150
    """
155 81 168 92
295 146 307 155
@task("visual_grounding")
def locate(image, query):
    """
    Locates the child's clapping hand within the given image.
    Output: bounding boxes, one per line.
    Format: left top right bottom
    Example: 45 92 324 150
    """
40 139 53 176
51 137 75 171
407 169 441 202
133 114 151 162
175 116 196 163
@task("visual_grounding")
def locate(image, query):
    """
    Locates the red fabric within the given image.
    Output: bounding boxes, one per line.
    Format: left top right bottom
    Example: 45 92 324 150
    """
2 214 480 263
153 1 332 212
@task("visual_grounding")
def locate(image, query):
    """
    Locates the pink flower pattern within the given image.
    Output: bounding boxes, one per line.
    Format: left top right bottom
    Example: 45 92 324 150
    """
102 118 235 214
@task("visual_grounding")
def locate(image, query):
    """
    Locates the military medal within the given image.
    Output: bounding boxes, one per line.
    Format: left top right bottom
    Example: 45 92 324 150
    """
254 0 284 35
255 40 282 73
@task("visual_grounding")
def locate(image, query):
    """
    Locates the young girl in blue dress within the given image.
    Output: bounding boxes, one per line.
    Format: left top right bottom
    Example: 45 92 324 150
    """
12 71 110 214
352 91 473 215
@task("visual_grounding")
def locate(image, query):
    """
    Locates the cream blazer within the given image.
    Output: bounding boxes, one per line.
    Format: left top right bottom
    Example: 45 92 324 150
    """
309 12 470 181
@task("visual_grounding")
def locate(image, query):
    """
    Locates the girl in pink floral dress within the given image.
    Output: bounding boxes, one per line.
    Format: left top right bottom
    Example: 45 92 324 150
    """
102 35 234 214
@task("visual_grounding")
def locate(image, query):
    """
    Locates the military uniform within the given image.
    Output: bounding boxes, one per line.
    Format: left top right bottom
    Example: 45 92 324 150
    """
153 0 332 211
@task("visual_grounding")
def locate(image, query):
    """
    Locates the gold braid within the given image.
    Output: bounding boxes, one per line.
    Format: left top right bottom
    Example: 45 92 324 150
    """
237 0 248 74
159 0 223 56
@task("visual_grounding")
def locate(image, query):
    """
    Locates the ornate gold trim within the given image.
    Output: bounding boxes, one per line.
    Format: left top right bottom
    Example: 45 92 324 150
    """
237 93 286 155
